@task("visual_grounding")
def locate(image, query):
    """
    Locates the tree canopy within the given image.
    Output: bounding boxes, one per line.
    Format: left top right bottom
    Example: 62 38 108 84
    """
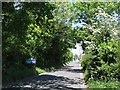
2 1 120 84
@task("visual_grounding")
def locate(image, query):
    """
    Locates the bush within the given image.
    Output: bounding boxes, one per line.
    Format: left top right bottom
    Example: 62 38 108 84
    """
81 40 119 81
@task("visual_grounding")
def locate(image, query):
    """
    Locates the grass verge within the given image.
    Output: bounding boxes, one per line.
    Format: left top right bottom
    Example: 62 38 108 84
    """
35 67 45 74
88 79 120 88
3 66 46 85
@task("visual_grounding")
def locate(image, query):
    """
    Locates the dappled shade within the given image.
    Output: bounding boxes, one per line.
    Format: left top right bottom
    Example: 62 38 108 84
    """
3 71 84 90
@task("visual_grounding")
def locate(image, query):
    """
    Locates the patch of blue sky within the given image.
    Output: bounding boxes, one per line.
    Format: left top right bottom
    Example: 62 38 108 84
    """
72 21 86 29
14 1 21 10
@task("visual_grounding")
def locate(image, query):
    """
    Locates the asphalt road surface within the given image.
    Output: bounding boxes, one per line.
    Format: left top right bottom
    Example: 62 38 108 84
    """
2 60 88 90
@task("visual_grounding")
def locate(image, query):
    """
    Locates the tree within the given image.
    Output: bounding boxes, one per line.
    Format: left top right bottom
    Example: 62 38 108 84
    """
2 2 75 71
75 3 120 80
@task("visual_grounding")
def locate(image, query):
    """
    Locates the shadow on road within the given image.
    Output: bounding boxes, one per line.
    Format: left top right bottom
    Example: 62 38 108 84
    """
2 60 88 90
61 65 83 73
2 74 84 90
66 69 83 73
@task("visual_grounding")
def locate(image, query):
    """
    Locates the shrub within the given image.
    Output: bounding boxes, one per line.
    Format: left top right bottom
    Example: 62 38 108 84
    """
81 40 119 81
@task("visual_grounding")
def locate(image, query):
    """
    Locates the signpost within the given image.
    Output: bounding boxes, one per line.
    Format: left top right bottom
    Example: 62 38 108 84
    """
26 58 36 64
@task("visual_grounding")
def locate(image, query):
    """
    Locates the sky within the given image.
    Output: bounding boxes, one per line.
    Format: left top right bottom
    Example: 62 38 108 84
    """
70 43 83 56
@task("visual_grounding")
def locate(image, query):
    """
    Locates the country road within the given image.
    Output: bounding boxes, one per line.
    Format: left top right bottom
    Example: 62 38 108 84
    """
2 60 88 90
